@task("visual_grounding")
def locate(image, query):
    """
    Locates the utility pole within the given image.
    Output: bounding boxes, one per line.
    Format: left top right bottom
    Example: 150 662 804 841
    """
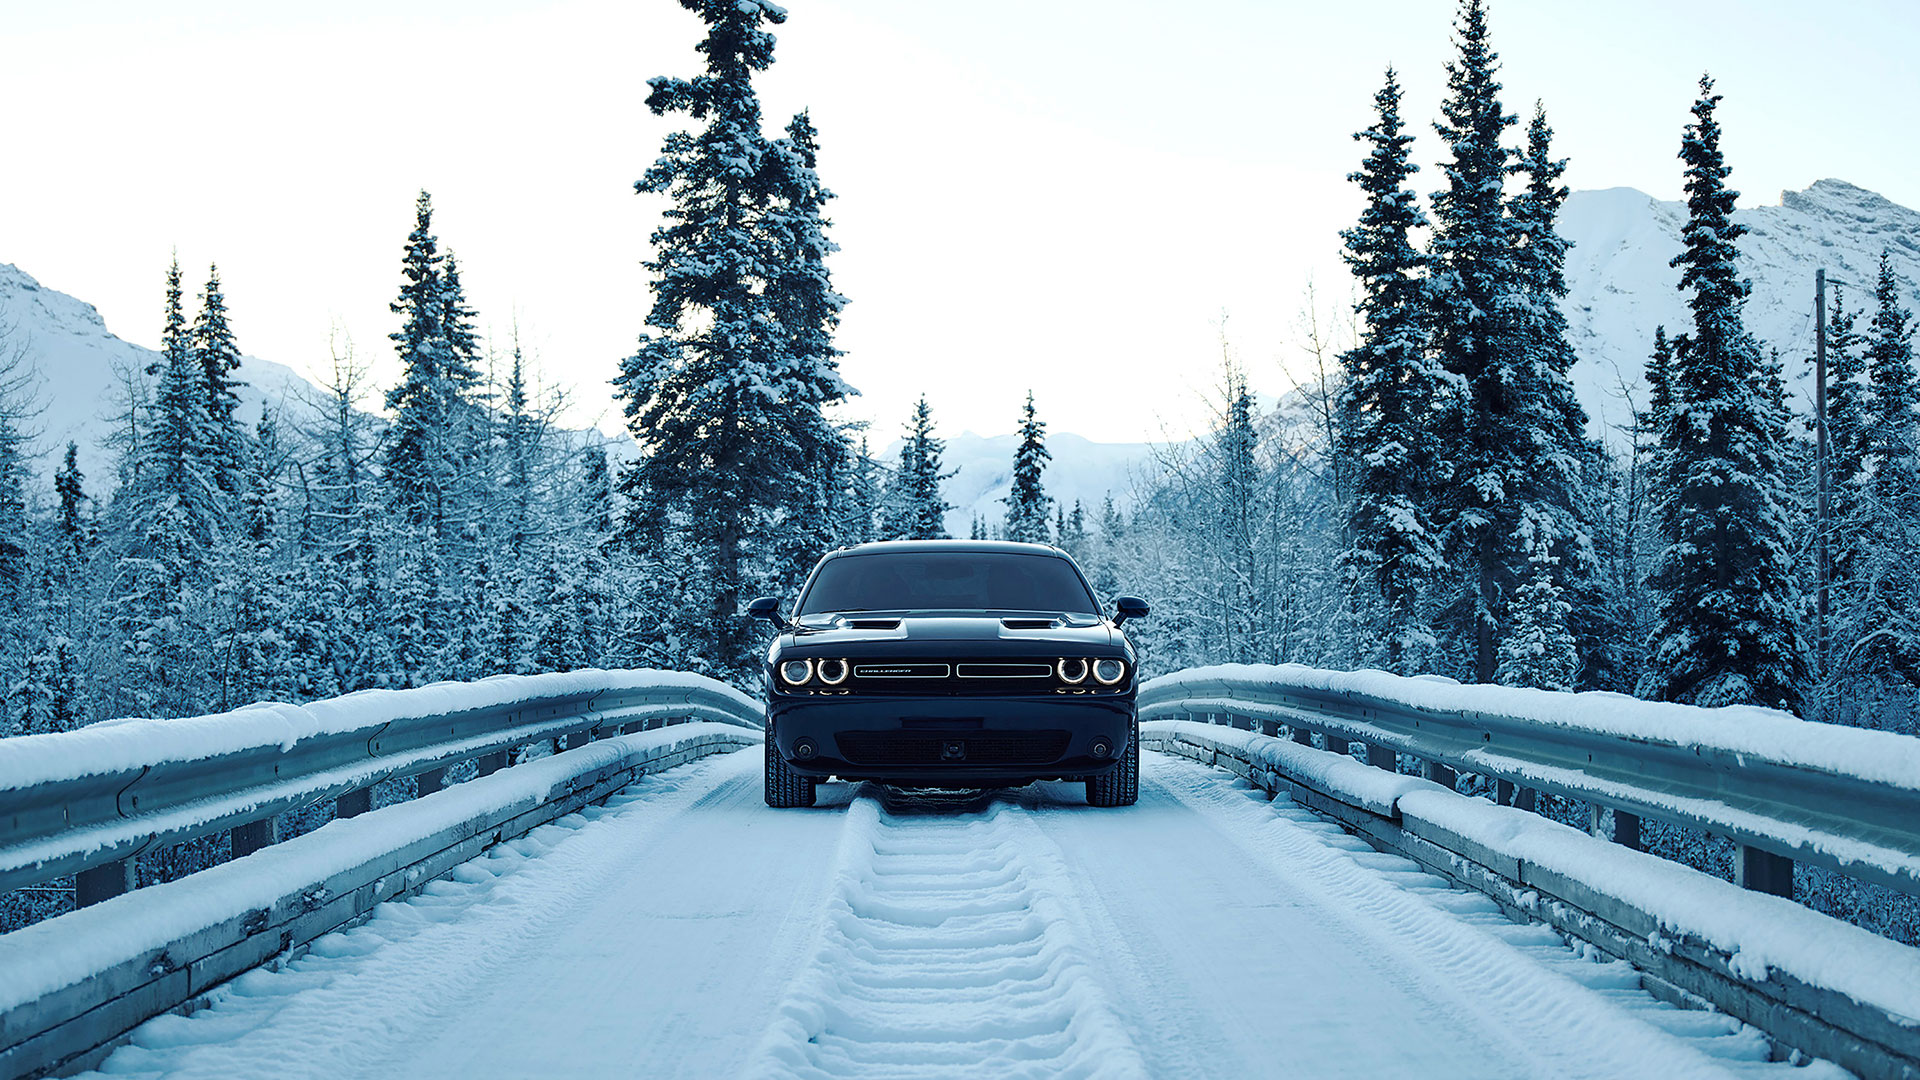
1815 268 1830 680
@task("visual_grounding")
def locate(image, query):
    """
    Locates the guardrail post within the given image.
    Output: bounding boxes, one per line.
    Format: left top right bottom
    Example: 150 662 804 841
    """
76 859 134 907
564 731 589 751
1365 744 1395 771
1495 779 1516 805
477 750 509 776
1259 719 1280 737
416 768 446 797
1422 760 1456 790
336 787 372 819
1513 786 1537 812
1321 733 1349 757
1291 726 1314 747
1614 811 1642 851
230 818 278 858
1737 846 1794 897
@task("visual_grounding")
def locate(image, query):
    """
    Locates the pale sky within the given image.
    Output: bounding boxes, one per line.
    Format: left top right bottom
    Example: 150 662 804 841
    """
3 0 1915 443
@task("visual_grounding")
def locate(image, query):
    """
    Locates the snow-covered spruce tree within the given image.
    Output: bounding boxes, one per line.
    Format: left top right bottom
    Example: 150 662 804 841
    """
1059 500 1088 560
1003 391 1052 543
0 412 25 616
766 109 852 496
384 192 455 534
435 250 490 560
1425 2 1599 686
1640 77 1808 713
1495 528 1578 691
220 407 288 707
112 257 222 716
1425 0 1518 681
1336 65 1447 673
842 437 879 545
1214 373 1268 662
191 264 247 500
54 442 89 569
883 395 953 540
616 0 852 675
1509 103 1611 688
1848 251 1920 682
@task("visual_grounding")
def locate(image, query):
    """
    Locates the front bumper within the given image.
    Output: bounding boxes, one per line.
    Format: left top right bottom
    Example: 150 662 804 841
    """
768 693 1135 785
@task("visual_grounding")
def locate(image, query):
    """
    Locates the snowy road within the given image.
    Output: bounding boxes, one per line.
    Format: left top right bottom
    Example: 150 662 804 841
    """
82 747 1837 1079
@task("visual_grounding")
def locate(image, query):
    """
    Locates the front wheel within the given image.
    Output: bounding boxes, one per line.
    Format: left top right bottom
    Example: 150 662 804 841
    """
765 728 817 808
1085 720 1139 807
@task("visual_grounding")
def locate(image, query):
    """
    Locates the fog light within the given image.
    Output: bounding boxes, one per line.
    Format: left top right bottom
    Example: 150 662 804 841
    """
794 739 817 760
1091 739 1112 760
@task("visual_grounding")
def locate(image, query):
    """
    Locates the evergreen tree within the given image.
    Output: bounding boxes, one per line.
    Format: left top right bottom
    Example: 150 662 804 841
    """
1003 391 1052 543
615 0 852 674
1336 65 1447 672
1850 252 1920 680
884 395 953 540
113 257 219 716
1509 103 1607 687
842 438 879 545
222 408 286 706
384 192 455 533
1495 529 1578 691
1060 500 1088 559
1641 77 1808 712
1426 0 1520 680
0 412 24 612
54 442 88 568
191 264 247 498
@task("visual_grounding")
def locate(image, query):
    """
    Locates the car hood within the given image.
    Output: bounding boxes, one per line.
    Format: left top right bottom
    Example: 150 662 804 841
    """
783 612 1115 651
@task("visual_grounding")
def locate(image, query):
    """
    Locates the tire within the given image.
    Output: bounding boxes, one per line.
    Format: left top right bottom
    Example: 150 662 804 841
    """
765 728 817 808
1085 719 1139 807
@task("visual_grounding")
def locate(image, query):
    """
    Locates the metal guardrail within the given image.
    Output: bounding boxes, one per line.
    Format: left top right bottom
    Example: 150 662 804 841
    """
0 671 763 906
1139 665 1920 900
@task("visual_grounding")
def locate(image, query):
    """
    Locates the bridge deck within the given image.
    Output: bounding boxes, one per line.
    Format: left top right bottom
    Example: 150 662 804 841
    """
75 749 1830 1079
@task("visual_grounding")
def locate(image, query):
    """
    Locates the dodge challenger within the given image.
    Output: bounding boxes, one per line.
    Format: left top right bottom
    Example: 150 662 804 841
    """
748 540 1151 808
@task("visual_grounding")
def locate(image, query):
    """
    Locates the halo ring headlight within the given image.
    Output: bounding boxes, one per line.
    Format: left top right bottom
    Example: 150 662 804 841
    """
779 658 814 686
1091 658 1127 685
817 658 849 685
1057 657 1089 684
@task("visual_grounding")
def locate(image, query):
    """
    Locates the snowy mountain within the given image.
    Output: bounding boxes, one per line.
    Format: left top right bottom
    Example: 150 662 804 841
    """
0 262 321 485
870 430 1156 538
1561 179 1920 445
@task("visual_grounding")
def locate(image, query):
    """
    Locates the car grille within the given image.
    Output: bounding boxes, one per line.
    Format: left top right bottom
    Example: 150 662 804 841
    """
826 658 1122 695
835 731 1073 766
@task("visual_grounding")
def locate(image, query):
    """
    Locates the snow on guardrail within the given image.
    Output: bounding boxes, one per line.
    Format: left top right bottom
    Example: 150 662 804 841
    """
1139 663 1920 899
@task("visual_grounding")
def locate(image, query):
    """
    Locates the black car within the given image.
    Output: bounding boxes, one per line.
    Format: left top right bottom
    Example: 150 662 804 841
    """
748 540 1151 808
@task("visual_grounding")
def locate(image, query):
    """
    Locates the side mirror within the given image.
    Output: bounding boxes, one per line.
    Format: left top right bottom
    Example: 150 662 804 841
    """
1113 595 1150 626
747 596 788 628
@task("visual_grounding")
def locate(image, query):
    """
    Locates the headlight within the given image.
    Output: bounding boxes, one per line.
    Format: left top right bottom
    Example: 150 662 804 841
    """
1091 658 1127 685
1057 657 1088 684
817 658 849 685
779 658 814 686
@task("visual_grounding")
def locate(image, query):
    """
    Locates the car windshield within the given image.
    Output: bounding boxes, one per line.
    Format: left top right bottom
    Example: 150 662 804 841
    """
798 552 1099 615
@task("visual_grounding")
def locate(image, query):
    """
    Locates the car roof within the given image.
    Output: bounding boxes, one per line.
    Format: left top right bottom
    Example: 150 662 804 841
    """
825 539 1069 559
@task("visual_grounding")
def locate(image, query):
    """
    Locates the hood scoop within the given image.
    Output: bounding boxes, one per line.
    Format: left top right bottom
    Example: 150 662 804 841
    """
846 617 902 630
1000 618 1061 630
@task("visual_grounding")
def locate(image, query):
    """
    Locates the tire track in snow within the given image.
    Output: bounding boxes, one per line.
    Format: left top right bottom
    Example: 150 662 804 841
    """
745 788 1150 1080
1147 753 1849 1080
